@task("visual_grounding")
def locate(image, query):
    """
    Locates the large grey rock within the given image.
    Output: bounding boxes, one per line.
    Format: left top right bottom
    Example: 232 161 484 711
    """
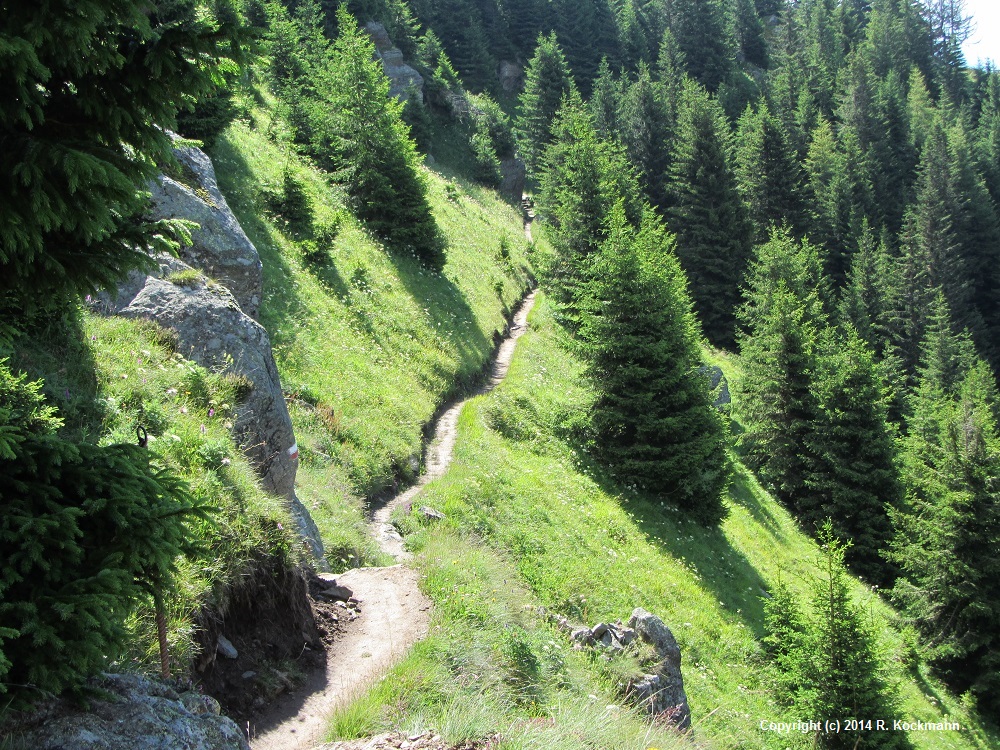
497 60 524 93
699 364 731 409
365 22 424 102
102 268 323 562
151 145 263 318
15 673 248 750
500 157 526 205
628 608 691 729
91 142 326 564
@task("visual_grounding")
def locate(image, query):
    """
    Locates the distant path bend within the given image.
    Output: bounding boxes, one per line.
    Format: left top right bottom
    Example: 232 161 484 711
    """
250 289 537 750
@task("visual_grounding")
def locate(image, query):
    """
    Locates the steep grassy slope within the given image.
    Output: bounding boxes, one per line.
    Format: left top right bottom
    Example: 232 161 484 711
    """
5 97 538 685
211 112 536 569
9 312 298 674
327 295 996 750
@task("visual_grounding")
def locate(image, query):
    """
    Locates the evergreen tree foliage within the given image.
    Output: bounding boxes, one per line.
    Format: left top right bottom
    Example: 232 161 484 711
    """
734 0 769 69
666 0 735 91
579 206 731 525
975 70 1000 205
589 59 624 141
0 362 205 706
907 66 937 152
805 119 867 284
537 96 640 313
893 120 986 358
314 7 442 264
501 0 547 61
618 63 673 209
469 92 517 159
762 580 809 698
925 0 972 103
735 229 829 508
552 0 620 94
838 223 892 355
667 81 752 348
765 526 910 750
799 0 846 117
410 0 496 91
891 358 1000 718
515 33 577 174
616 0 651 73
0 0 244 315
655 27 687 96
836 48 917 234
884 218 939 383
735 101 809 242
802 329 902 584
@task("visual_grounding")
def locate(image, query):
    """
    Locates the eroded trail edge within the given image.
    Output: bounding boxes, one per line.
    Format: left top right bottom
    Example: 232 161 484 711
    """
250 290 537 750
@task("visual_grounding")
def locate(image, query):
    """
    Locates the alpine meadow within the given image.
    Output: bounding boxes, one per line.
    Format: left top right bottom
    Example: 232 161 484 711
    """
2 1 1000 749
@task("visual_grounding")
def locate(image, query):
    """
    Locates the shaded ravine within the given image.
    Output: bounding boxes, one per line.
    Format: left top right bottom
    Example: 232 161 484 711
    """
250 289 537 750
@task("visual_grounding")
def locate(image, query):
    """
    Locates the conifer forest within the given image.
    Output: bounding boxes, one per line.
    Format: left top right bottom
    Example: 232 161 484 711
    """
3 0 1000 748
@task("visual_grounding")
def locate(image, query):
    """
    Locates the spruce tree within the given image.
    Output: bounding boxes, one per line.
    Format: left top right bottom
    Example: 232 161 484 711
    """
892 120 984 359
765 526 910 750
838 223 892 357
805 119 867 286
735 101 809 242
802 329 902 585
537 96 641 314
975 70 1000 205
735 230 829 508
655 27 687 98
617 0 650 73
619 63 674 209
891 358 1000 718
734 0 768 69
590 58 623 141
552 0 621 93
667 81 752 349
0 0 244 315
0 363 204 706
579 206 731 525
667 0 734 91
315 7 442 264
515 33 577 174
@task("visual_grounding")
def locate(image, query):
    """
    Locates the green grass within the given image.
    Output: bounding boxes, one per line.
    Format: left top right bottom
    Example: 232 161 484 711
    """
327 532 693 750
329 295 996 750
210 106 537 570
8 311 299 676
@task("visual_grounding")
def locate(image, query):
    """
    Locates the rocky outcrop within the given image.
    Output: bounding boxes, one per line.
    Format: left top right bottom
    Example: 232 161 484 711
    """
499 156 526 205
700 364 731 409
628 608 691 729
540 604 690 729
365 22 424 102
569 620 637 651
9 673 249 750
153 146 263 319
497 60 523 93
94 143 324 563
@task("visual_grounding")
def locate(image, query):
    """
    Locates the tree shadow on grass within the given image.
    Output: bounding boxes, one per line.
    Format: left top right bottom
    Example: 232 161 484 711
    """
572 450 775 640
385 240 494 393
208 134 312 352
7 308 103 443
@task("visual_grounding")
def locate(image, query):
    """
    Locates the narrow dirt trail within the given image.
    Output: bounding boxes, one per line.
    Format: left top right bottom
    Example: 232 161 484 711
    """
373 289 537 559
250 290 537 750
